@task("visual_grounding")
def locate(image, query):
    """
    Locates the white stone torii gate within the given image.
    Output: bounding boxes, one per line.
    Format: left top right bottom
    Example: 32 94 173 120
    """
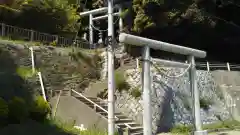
80 7 123 47
119 33 207 135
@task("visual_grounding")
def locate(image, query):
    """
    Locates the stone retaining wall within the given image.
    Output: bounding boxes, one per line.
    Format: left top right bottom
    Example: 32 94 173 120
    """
115 67 231 134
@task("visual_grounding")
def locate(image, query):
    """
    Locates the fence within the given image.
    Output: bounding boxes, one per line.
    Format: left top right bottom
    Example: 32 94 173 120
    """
0 23 95 49
135 58 240 71
195 62 240 71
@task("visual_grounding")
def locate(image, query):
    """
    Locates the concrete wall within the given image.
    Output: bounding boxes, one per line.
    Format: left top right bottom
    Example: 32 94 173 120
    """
50 96 108 130
211 70 240 86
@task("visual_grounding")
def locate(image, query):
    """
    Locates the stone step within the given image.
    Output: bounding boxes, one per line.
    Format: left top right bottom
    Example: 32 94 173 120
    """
116 118 133 123
72 93 143 134
75 96 101 104
129 127 143 133
131 131 143 135
116 122 137 128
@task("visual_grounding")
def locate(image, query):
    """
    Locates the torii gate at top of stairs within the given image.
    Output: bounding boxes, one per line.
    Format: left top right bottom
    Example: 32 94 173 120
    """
79 7 123 47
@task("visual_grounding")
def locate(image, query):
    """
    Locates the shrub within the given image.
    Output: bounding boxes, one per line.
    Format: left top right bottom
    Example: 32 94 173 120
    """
97 89 108 99
115 71 130 92
30 96 51 122
0 97 8 126
16 66 35 78
199 98 212 110
170 124 192 133
50 40 57 46
130 87 141 98
8 96 29 122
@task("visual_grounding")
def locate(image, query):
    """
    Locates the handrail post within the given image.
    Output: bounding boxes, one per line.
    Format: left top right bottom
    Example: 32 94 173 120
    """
227 62 230 71
38 72 47 101
136 58 139 69
29 47 35 73
1 23 5 36
94 104 97 111
30 29 34 41
206 61 210 72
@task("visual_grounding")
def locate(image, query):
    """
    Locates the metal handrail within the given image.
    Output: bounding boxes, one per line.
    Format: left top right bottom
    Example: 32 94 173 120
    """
71 90 132 129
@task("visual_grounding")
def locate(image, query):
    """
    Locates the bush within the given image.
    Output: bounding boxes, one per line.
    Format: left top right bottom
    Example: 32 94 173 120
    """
16 66 35 78
30 96 51 122
130 87 141 98
97 89 108 99
115 71 130 92
170 124 192 133
50 40 57 46
199 98 212 110
0 97 8 126
8 96 29 122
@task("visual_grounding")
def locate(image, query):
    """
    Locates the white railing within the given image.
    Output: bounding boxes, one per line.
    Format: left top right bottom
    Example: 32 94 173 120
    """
71 90 133 129
135 58 240 71
196 62 240 71
38 72 47 101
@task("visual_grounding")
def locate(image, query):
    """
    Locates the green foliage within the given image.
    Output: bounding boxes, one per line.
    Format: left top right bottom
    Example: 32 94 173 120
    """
130 87 142 98
199 98 212 110
50 40 57 46
170 124 192 134
1 0 82 35
69 49 102 80
115 71 130 92
48 117 118 135
120 9 129 19
97 89 108 99
8 96 29 122
171 120 240 134
0 97 8 126
0 98 8 118
16 66 36 78
30 96 51 122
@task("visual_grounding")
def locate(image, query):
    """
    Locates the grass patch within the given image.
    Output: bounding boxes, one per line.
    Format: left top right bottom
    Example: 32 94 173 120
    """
170 120 240 134
16 66 37 79
0 37 41 46
130 87 142 99
48 117 119 135
115 71 130 92
170 124 192 134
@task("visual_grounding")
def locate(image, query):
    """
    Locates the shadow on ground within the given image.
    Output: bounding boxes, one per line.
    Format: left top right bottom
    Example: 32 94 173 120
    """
0 45 78 135
0 119 74 135
156 81 174 133
0 46 34 101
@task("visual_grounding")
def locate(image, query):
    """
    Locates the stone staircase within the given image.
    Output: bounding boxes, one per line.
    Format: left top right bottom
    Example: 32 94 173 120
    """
70 90 143 135
51 89 143 135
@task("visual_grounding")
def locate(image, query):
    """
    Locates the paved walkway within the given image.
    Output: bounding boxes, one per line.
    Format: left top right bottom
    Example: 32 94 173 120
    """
209 130 240 135
157 130 240 135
